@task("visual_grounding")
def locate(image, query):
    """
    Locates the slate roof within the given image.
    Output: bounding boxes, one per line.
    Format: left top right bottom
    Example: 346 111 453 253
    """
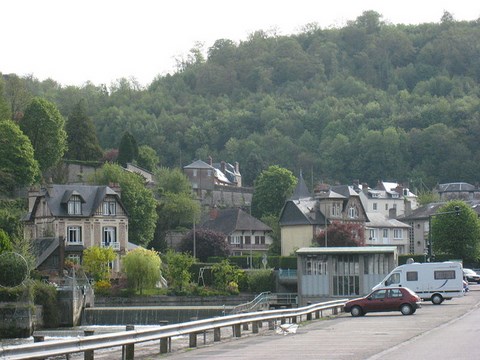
279 198 326 226
365 213 410 229
437 182 476 193
290 175 311 200
25 184 126 220
201 208 272 235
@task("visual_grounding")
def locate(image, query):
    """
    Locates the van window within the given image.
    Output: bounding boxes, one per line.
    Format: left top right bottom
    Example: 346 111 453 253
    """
385 272 400 286
434 270 455 280
406 271 418 281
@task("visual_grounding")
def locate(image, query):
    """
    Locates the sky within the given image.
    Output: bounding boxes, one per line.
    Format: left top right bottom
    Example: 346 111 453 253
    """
2 0 480 88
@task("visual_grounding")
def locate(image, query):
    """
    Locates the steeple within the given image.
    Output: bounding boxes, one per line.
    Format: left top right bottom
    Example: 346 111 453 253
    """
291 172 312 200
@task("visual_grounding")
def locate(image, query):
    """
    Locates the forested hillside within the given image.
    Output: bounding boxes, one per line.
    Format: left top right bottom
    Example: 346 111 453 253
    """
3 11 480 190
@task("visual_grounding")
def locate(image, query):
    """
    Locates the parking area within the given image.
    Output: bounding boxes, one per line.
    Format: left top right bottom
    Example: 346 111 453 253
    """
156 286 480 360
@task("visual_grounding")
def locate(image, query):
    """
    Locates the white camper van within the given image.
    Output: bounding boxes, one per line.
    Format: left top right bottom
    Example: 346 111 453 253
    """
373 262 464 304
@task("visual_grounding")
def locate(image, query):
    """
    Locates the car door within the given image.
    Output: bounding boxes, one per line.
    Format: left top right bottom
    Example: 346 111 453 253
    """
384 288 404 311
363 289 387 313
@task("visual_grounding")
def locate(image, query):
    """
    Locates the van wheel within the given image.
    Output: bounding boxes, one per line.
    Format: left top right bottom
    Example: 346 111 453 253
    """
400 304 413 315
431 294 443 305
351 306 363 317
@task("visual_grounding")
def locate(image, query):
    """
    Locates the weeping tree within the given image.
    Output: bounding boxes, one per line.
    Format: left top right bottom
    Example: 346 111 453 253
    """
122 248 161 294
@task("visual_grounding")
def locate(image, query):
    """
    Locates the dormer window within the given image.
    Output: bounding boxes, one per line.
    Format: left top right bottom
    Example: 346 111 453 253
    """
68 195 82 215
103 200 116 215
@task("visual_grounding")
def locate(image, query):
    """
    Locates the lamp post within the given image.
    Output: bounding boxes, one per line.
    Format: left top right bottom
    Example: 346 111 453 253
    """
427 206 460 262
193 215 196 260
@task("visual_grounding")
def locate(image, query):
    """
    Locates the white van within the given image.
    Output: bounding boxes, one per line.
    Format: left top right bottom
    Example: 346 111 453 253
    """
373 262 464 304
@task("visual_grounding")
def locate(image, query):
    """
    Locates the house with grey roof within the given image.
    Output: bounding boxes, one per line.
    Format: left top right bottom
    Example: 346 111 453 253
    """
435 182 480 201
183 158 252 209
279 176 368 256
23 184 129 276
201 207 272 257
364 212 410 254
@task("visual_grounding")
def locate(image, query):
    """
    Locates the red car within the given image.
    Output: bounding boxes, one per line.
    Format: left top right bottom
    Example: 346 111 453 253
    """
344 287 421 316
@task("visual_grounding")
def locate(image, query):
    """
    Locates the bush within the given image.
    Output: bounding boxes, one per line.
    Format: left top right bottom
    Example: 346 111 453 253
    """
94 280 112 295
33 281 59 328
247 269 275 293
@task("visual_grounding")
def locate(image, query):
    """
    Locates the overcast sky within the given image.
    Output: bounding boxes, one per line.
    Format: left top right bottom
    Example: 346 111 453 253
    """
2 0 479 87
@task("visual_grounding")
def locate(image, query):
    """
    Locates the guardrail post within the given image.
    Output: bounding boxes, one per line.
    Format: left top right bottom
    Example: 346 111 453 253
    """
307 312 312 321
160 338 168 354
332 307 338 315
281 317 286 325
33 335 45 360
291 316 297 323
243 322 249 331
123 325 135 360
268 320 275 330
233 324 241 337
214 327 221 342
189 332 197 347
84 330 95 360
252 321 259 334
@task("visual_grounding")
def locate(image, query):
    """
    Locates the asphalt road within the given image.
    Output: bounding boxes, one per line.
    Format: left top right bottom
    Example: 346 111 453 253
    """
156 286 480 360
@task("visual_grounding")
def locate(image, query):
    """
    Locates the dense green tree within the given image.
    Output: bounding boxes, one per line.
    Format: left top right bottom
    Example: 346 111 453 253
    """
117 131 138 167
122 247 161 294
431 201 480 263
0 120 40 194
20 97 67 172
82 246 116 282
4 74 31 120
0 76 12 120
65 99 103 161
136 145 160 172
251 165 297 218
211 259 244 294
93 163 157 246
162 249 195 294
0 229 12 254
179 229 229 262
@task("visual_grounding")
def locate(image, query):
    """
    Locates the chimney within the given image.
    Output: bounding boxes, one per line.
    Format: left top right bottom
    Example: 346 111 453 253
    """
221 161 226 174
208 156 213 166
235 161 239 173
109 182 121 198
362 183 369 194
209 206 219 220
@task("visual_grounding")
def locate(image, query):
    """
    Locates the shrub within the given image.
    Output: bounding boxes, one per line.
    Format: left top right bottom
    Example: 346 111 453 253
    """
247 269 275 293
33 281 59 328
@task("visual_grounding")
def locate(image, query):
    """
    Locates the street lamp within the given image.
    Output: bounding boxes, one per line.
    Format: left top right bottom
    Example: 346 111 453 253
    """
427 206 460 262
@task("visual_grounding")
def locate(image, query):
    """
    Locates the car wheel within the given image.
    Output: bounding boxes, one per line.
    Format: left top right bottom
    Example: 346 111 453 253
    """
350 306 363 317
431 294 443 305
400 304 413 315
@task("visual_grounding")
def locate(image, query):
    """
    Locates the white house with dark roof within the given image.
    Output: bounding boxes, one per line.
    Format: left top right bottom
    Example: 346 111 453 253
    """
23 184 129 275
201 207 273 256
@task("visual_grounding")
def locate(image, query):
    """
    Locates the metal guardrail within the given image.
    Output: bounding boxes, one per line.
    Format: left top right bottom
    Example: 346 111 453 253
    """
230 291 272 313
0 299 347 360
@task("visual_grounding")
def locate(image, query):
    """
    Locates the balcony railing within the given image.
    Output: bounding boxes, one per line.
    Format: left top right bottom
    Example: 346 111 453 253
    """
101 242 120 250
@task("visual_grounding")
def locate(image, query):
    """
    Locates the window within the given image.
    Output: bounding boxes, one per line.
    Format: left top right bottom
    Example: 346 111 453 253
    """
244 236 251 245
229 235 241 245
332 255 359 296
393 229 403 239
385 204 388 211
193 169 197 177
373 203 377 211
103 227 118 249
434 270 456 280
103 200 116 215
389 289 403 298
67 226 82 244
383 229 389 239
385 272 400 286
332 203 341 216
369 229 376 240
67 254 80 264
68 195 82 215
255 235 265 245
207 170 212 177
303 255 327 275
348 206 358 219
371 289 387 299
406 271 418 281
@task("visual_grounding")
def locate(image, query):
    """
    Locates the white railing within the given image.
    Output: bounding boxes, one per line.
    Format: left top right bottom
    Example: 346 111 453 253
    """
101 241 120 250
0 299 347 360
